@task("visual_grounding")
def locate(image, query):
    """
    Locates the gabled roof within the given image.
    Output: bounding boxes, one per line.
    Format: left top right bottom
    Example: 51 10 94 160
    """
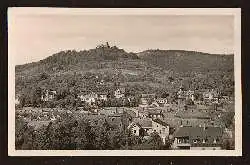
125 110 136 118
115 87 125 93
141 93 156 98
153 118 169 127
147 109 163 115
174 126 223 139
133 118 152 128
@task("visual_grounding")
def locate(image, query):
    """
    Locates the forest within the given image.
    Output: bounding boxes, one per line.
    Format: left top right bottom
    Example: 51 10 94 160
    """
15 44 234 109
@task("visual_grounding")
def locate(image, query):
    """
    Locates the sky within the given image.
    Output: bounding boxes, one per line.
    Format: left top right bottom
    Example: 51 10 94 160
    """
8 8 235 65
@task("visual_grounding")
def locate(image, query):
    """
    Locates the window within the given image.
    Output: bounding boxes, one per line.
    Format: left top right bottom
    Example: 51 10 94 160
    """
157 125 158 127
134 130 136 134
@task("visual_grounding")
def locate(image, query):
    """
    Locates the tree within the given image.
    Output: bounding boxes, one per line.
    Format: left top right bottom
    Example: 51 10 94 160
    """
31 87 42 107
95 121 112 149
148 132 163 150
84 121 96 149
161 92 169 98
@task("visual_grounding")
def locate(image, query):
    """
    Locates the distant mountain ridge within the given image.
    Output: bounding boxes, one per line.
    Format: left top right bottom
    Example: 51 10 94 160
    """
16 45 233 72
138 49 233 72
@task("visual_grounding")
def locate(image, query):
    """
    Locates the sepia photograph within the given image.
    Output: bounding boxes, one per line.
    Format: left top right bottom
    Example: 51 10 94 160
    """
8 8 241 156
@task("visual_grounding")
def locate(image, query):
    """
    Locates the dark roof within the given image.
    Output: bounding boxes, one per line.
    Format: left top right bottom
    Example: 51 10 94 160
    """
153 118 169 127
174 126 223 138
134 118 152 128
125 110 136 118
147 109 162 114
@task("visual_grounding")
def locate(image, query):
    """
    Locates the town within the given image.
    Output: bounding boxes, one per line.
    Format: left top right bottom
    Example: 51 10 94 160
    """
15 82 235 150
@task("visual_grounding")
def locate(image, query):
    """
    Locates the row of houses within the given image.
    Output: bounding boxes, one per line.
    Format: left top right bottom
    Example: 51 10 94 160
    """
126 110 224 149
39 87 126 104
16 85 231 107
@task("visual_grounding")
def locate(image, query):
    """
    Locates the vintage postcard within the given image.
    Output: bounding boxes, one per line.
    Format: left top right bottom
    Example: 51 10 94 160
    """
8 8 241 156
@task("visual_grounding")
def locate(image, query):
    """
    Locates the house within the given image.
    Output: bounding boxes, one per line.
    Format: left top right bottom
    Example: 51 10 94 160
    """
152 118 170 144
78 92 98 104
114 88 125 99
129 108 140 117
186 90 195 101
139 94 156 107
41 90 57 102
15 95 20 105
127 96 136 103
128 118 170 143
129 118 153 138
98 92 108 101
138 109 148 119
172 126 223 150
203 90 219 103
177 85 186 99
150 98 169 107
128 122 142 136
177 86 195 101
99 107 124 116
147 109 164 119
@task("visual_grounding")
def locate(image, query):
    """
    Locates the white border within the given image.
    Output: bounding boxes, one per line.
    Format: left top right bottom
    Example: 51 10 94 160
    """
8 8 242 156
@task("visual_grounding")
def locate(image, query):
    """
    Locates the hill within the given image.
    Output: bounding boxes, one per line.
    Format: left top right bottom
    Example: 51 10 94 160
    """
15 45 234 99
138 49 233 73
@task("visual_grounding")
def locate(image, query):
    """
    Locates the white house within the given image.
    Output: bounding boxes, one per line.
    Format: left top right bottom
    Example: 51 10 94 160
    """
114 88 125 99
78 92 98 104
138 94 155 107
150 98 169 107
152 118 170 144
98 93 108 101
128 118 153 138
128 118 169 144
41 90 57 102
15 95 20 105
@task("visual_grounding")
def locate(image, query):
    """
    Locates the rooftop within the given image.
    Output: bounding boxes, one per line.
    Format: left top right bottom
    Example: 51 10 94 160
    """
134 118 152 128
174 126 223 139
